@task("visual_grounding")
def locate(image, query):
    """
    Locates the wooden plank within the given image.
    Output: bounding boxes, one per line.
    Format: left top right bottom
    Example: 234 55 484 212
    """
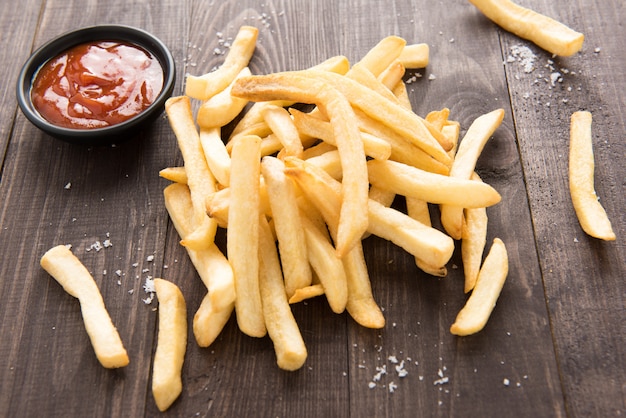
492 1 625 417
0 0 188 416
0 0 44 157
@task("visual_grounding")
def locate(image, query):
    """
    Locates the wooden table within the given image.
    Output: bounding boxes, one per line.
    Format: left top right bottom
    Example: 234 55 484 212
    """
0 0 623 417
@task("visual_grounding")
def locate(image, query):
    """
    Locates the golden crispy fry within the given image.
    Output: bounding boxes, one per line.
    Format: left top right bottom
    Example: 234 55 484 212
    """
352 108 450 175
232 72 369 258
300 212 348 313
367 159 501 208
461 173 489 292
355 35 407 77
289 284 325 304
347 63 402 104
258 215 308 371
152 278 187 412
406 197 447 277
229 55 350 139
425 108 450 132
569 111 615 240
469 0 584 56
165 96 217 249
40 245 129 369
200 127 231 187
440 108 504 239
284 158 384 328
197 67 251 128
450 238 508 336
398 43 430 68
228 135 266 337
290 108 391 160
367 199 454 268
185 26 258 100
159 166 187 184
261 156 313 298
378 60 406 90
193 295 234 348
262 105 304 158
163 183 235 313
299 70 453 161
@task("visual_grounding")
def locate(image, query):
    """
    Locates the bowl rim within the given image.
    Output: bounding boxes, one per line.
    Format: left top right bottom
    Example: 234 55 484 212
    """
16 24 176 143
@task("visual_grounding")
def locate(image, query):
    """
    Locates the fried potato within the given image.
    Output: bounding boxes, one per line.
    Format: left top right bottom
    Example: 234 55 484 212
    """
469 0 584 56
440 108 504 239
398 43 429 69
406 197 448 277
193 295 234 348
40 245 129 369
450 238 508 336
200 127 231 187
185 26 258 100
197 67 251 129
367 159 501 207
289 284 325 304
355 35 407 77
152 278 187 412
262 104 304 158
165 96 217 249
232 72 369 257
261 156 313 298
300 212 348 313
163 183 235 313
159 166 187 184
569 111 615 240
290 108 391 161
228 135 266 338
461 173 489 292
258 215 308 371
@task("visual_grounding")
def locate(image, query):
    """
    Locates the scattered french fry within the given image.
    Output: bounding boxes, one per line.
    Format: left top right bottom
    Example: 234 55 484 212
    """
569 111 615 240
461 173 489 292
450 238 508 336
185 26 258 100
152 278 187 412
40 245 129 369
197 67 252 129
469 0 584 56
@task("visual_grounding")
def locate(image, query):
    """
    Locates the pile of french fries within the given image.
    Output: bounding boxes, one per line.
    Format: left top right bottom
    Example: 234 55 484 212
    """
161 25 511 371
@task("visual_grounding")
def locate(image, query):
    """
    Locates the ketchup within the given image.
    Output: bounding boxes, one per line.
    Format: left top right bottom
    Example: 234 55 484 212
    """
31 41 163 129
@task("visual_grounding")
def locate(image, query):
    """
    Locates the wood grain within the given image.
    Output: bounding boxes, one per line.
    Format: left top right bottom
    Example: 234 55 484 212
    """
0 0 623 417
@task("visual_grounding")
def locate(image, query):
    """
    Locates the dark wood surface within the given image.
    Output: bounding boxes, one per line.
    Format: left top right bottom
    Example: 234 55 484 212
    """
0 0 623 417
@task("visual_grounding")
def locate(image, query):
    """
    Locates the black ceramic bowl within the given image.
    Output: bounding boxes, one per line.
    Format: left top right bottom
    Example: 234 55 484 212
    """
16 25 175 146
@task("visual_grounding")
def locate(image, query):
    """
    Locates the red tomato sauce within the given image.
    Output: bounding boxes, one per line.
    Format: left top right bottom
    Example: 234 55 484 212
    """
31 41 163 129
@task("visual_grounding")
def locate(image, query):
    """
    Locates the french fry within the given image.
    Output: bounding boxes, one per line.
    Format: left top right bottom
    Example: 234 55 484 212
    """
185 26 258 100
354 35 407 77
284 158 384 328
152 278 187 412
261 156 313 298
165 96 218 249
163 183 235 313
406 197 448 277
193 295 234 348
367 159 501 208
300 212 348 313
461 173 489 292
290 108 391 161
229 55 350 139
258 215 308 371
450 238 508 336
378 60 406 91
262 105 304 158
159 166 187 184
398 43 430 68
40 245 129 369
289 284 325 304
199 127 231 187
232 72 369 257
440 108 504 239
196 67 251 129
228 135 266 338
569 111 616 240
469 0 584 56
